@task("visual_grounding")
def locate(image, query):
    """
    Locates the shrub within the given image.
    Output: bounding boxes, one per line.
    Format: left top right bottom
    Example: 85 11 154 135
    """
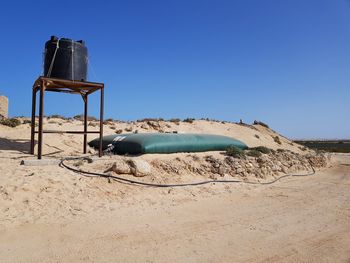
48 120 58 124
169 118 181 125
74 114 98 121
226 146 245 158
0 118 21 127
246 149 262 158
88 122 99 127
274 136 282 145
48 114 66 119
250 146 271 154
299 146 308 151
22 119 32 124
254 134 260 139
253 120 269 128
137 118 164 122
183 118 195 123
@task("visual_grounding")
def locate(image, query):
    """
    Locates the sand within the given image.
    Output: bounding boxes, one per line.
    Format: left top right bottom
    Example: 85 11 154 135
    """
0 118 349 262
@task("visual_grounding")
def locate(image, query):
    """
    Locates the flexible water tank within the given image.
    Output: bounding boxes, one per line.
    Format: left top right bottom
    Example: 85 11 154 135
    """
43 36 88 81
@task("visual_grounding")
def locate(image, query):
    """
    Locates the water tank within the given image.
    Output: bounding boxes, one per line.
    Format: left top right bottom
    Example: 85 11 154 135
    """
43 36 88 81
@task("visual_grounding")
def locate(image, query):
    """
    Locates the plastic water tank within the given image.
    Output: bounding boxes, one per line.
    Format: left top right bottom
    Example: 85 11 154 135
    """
43 36 88 81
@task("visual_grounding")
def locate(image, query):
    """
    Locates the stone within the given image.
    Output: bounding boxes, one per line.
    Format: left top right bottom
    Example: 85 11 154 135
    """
271 165 281 171
0 95 8 118
108 160 131 174
218 166 229 176
115 129 123 134
281 166 288 173
257 155 269 163
213 163 220 168
147 121 161 130
236 168 244 174
127 159 151 177
125 127 133 132
141 123 149 129
224 156 235 165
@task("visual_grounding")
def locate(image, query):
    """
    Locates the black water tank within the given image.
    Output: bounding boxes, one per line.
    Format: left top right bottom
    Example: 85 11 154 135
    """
43 36 88 81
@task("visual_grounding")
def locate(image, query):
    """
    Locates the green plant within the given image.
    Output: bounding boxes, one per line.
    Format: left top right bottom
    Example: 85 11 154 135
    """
246 149 262 157
274 136 282 145
22 119 32 124
250 146 271 154
253 120 269 128
183 118 195 123
48 114 66 119
0 118 21 127
300 146 308 151
137 118 164 122
225 146 245 158
74 114 98 121
169 118 181 125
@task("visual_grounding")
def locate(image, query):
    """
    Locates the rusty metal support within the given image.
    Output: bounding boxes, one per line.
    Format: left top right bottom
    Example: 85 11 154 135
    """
30 87 37 154
99 85 104 157
83 94 88 154
30 76 104 159
38 80 45 159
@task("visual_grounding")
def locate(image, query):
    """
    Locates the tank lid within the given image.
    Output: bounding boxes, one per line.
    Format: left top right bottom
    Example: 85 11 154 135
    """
60 37 86 46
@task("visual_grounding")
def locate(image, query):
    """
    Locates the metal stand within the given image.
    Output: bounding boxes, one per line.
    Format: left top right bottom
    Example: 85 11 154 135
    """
30 76 104 159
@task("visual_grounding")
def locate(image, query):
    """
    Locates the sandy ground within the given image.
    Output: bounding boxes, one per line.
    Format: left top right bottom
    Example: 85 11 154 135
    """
0 119 349 262
0 154 348 262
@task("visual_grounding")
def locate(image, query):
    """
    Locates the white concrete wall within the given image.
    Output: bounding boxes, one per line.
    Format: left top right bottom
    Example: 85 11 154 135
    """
0 96 8 118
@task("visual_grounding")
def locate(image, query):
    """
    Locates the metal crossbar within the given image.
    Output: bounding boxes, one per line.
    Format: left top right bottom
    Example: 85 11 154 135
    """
30 76 104 159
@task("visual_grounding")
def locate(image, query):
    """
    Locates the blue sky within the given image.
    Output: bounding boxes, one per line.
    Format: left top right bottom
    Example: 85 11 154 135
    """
0 0 349 139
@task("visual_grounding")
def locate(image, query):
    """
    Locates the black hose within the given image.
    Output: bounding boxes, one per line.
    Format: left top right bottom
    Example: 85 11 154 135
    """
59 156 316 188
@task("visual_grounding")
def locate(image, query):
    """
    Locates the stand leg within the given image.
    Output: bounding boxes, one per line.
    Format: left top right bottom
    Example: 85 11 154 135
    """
99 86 104 157
83 95 88 154
30 88 37 154
38 83 45 159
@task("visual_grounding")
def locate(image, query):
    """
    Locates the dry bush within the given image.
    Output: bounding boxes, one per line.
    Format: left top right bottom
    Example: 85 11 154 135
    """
253 120 269 128
0 118 21 127
273 135 282 145
183 118 195 123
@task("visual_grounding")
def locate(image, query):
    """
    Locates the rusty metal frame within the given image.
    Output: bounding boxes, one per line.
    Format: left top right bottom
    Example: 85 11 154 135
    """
30 76 104 159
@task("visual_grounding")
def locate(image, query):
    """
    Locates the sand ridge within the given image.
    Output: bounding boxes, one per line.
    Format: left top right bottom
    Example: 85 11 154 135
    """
0 118 348 262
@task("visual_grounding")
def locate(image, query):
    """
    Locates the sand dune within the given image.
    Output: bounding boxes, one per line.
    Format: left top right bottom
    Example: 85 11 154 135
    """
0 118 348 262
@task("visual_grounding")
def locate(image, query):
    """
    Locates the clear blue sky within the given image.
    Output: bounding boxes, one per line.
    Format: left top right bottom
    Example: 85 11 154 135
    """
0 0 349 139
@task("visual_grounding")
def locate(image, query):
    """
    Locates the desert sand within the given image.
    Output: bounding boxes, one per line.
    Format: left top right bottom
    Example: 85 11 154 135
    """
0 118 349 262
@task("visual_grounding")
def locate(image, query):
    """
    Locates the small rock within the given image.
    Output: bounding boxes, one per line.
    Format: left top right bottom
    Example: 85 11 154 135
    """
236 168 244 174
271 165 281 171
115 129 123 134
213 163 220 168
218 166 229 176
281 165 288 173
125 127 133 132
141 123 149 129
107 160 131 174
147 121 161 130
257 155 269 163
127 159 151 177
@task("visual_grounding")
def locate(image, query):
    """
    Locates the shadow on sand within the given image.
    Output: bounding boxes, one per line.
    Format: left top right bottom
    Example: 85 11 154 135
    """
0 138 32 154
0 138 65 159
